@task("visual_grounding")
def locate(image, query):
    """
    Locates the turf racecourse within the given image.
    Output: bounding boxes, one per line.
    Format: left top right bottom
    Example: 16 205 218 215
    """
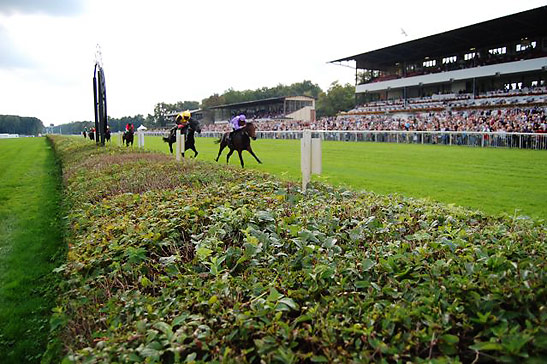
133 135 547 219
0 137 64 363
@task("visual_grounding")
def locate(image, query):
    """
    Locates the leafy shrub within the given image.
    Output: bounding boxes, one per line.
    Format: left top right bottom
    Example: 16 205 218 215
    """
50 136 547 363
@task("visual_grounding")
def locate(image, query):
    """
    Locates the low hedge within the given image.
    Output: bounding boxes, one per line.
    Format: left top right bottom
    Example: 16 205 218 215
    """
49 136 546 363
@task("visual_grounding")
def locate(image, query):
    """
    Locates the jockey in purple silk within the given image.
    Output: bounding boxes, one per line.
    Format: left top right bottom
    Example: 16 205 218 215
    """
228 114 246 143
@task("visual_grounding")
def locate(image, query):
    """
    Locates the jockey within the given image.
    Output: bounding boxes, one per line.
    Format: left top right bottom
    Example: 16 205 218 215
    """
125 123 134 132
170 110 191 138
228 114 246 143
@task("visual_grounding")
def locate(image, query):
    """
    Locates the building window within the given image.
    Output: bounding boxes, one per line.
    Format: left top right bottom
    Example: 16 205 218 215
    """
464 52 476 61
442 56 457 64
504 82 523 90
489 47 506 55
516 41 536 52
423 60 436 67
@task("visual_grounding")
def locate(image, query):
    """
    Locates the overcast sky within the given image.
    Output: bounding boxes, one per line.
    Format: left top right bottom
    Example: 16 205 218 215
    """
1 0 545 126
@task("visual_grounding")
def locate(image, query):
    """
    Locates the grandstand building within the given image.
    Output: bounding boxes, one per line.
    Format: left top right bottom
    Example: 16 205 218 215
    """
331 6 547 103
208 96 316 123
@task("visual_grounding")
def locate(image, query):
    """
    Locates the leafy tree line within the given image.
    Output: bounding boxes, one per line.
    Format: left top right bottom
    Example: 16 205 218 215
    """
199 80 354 120
47 115 150 135
0 115 44 135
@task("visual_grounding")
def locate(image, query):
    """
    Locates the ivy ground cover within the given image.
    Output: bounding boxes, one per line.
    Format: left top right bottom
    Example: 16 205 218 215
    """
51 136 546 363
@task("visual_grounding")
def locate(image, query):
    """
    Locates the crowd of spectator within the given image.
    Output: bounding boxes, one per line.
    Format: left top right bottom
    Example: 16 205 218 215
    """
199 87 547 134
349 87 547 113
201 106 546 134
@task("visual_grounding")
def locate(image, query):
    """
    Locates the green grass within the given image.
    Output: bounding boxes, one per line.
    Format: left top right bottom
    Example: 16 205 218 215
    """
0 137 64 363
137 135 547 219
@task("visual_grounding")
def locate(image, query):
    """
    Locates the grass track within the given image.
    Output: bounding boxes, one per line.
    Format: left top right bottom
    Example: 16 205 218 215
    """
132 135 547 218
0 137 64 363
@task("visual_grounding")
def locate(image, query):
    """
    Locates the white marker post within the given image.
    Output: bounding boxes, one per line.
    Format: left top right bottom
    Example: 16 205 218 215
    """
176 129 181 161
301 130 322 192
175 130 185 161
118 131 123 146
137 131 145 149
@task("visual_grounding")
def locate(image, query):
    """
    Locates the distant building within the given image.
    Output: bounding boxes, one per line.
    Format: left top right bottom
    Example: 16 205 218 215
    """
208 96 316 124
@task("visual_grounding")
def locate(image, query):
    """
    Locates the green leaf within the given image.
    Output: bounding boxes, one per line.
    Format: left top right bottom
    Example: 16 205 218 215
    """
256 210 275 222
440 334 459 344
172 315 187 327
278 297 299 310
267 287 283 302
355 280 370 289
153 322 173 335
470 341 503 352
293 314 312 324
362 259 375 272
311 355 329 362
196 247 213 260
52 264 67 273
140 276 152 288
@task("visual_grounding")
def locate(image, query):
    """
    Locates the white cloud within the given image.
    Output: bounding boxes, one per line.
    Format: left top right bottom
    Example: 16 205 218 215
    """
0 0 85 16
0 24 34 68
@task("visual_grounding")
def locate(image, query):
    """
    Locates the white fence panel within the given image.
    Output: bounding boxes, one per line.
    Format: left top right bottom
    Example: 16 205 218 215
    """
197 130 547 150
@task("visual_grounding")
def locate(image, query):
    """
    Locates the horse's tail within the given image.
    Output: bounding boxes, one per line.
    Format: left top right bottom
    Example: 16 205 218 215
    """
162 136 170 143
214 138 221 144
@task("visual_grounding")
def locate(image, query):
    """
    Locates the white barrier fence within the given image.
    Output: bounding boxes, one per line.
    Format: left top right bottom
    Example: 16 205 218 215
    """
197 130 547 150
115 130 547 150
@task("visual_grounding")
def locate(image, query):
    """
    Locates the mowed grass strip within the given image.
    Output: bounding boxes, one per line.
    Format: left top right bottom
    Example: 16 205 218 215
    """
0 138 64 363
139 135 547 218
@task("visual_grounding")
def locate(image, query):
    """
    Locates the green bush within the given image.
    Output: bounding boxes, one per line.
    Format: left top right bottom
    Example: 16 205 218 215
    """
50 136 546 363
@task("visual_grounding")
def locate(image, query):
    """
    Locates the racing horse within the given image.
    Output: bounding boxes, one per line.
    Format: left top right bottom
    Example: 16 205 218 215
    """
122 129 134 146
215 122 261 168
163 118 202 157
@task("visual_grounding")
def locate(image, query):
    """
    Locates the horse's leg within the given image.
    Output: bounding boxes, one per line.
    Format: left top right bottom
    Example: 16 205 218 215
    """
226 148 234 164
237 150 244 168
169 142 173 154
247 145 262 164
216 139 227 162
191 146 198 158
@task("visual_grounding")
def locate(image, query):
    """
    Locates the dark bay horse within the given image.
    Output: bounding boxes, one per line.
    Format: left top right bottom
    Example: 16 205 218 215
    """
122 130 134 146
105 129 111 142
88 130 94 141
215 122 262 168
163 118 202 157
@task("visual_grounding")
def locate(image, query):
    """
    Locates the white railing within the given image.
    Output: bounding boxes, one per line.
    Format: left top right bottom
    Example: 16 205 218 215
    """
196 130 547 150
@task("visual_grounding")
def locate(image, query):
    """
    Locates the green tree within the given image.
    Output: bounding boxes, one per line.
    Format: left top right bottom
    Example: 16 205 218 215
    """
0 115 44 135
153 102 170 127
174 101 200 111
316 82 355 118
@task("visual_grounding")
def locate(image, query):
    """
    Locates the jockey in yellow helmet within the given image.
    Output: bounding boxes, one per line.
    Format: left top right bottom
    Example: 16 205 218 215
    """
170 110 191 137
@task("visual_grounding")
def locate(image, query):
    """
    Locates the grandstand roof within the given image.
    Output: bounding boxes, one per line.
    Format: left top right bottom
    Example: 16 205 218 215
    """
331 6 547 70
209 95 315 109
